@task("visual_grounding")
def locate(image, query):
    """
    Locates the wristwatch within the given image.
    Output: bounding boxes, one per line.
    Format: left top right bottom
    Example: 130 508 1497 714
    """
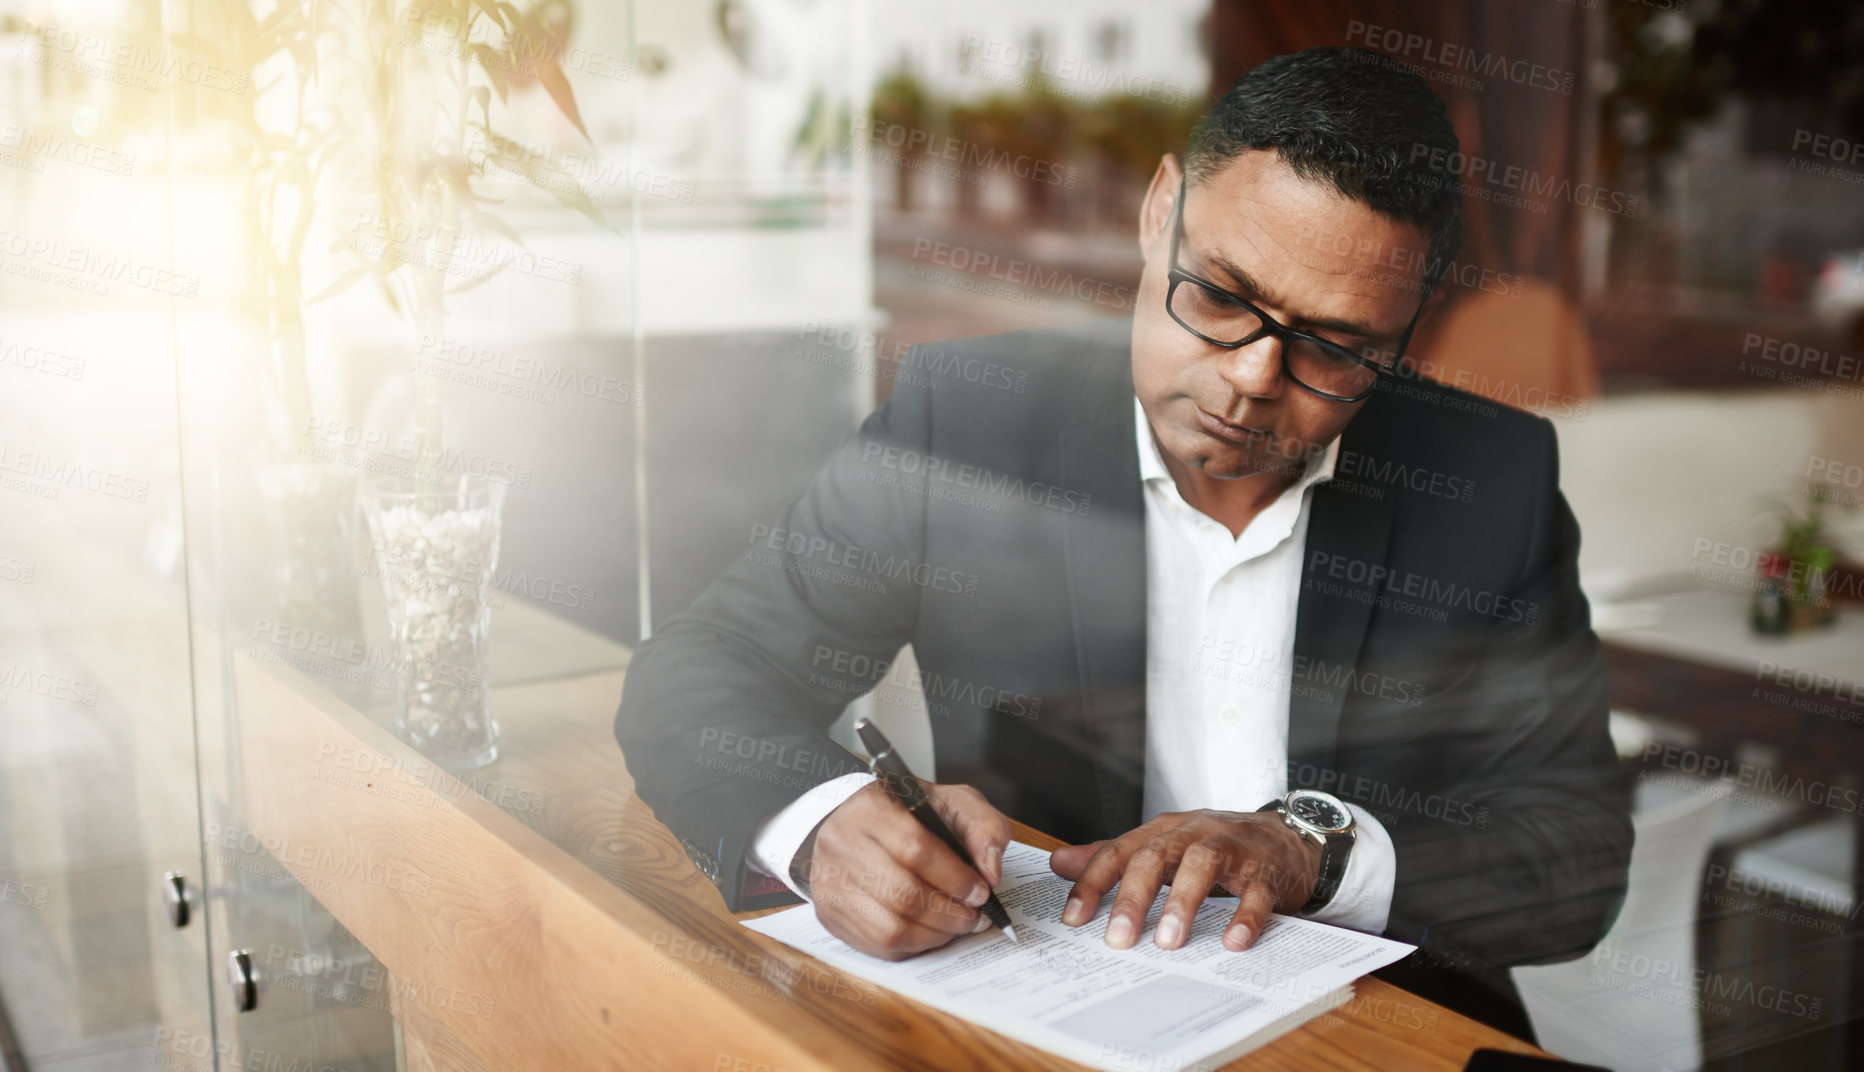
1259 789 1356 915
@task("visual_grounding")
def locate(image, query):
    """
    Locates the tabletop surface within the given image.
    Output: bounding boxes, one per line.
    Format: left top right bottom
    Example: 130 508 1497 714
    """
1598 584 1863 685
423 610 1554 1070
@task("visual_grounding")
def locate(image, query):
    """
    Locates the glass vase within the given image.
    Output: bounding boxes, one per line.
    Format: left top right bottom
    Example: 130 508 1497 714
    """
359 474 505 771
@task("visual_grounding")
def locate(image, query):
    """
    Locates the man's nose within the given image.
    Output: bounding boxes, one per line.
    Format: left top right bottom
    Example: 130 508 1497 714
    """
1216 335 1286 401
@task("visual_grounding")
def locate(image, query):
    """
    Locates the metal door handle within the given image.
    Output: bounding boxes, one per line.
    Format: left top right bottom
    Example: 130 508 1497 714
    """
161 871 191 928
227 949 257 1012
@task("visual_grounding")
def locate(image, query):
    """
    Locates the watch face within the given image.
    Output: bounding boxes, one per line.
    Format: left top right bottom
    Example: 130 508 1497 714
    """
1287 790 1350 833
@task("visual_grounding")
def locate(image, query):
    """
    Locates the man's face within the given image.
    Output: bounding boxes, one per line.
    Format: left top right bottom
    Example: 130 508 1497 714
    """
1132 150 1431 481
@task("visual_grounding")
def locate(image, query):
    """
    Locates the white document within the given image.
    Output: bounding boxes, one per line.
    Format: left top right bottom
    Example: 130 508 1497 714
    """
742 841 1415 1071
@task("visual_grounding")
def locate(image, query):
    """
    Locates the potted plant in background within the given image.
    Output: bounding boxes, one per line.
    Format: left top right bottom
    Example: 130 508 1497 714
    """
869 62 939 213
181 0 608 766
271 0 606 768
1752 487 1840 634
334 0 610 768
175 0 361 637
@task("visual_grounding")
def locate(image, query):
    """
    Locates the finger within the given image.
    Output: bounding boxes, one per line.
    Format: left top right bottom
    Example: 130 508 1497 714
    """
1156 842 1222 950
872 918 966 961
1103 841 1173 950
823 844 984 937
865 827 994 931
1048 840 1110 881
1062 837 1137 926
861 796 996 912
931 783 1012 887
1223 882 1277 951
1049 840 1106 881
815 885 970 960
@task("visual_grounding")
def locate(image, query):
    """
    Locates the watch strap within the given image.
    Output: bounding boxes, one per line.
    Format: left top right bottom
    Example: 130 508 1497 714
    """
1299 827 1354 914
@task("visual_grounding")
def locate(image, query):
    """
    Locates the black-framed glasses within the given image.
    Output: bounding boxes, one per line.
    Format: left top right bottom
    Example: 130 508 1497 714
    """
1164 176 1428 403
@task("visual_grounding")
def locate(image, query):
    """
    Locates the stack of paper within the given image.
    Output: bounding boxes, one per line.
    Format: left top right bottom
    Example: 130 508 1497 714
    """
743 841 1415 1071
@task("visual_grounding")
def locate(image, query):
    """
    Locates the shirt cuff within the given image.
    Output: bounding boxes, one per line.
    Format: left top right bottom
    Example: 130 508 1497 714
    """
746 772 875 901
1301 803 1394 933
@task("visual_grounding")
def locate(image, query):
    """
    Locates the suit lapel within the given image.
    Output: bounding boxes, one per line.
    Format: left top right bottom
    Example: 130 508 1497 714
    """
1055 349 1148 839
1290 413 1397 776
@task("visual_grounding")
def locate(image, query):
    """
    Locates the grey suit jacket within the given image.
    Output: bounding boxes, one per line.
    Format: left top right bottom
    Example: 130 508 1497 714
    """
616 318 1631 996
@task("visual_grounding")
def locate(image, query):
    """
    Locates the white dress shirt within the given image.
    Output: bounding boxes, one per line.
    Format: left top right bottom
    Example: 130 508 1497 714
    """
746 398 1395 934
1131 398 1393 932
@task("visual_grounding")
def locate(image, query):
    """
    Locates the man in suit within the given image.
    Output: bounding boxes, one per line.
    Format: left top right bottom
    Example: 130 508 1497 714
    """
616 47 1631 1034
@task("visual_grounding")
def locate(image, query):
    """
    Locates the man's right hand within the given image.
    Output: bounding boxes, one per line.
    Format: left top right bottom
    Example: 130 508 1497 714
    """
799 780 1011 961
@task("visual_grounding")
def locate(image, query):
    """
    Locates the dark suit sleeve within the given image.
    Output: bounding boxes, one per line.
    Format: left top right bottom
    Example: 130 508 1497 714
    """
1381 418 1633 975
615 374 935 910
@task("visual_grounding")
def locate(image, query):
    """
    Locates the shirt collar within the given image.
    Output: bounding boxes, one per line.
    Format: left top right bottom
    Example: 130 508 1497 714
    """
1133 395 1339 494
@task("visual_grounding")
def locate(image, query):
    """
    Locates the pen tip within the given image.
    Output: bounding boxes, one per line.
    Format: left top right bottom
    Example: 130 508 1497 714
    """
1003 924 1019 943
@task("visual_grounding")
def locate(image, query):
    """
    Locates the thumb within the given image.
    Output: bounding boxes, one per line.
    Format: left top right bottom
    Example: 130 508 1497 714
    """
929 782 1011 886
1049 841 1105 880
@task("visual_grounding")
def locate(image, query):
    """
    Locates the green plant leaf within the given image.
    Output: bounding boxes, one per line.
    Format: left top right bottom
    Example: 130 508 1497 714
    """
470 43 511 102
533 55 590 141
375 273 402 315
252 0 301 44
470 0 508 32
307 263 369 304
369 240 409 291
471 84 492 130
474 125 610 230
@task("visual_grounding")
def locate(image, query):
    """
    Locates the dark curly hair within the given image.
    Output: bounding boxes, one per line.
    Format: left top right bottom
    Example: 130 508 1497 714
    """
1184 47 1463 288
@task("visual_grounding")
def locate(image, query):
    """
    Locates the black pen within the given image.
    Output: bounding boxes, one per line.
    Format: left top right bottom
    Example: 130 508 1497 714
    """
854 718 1018 942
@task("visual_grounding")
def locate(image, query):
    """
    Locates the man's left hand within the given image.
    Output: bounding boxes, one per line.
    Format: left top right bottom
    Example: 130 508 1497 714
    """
1048 809 1321 952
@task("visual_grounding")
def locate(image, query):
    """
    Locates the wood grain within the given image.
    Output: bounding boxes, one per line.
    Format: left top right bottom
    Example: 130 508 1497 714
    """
391 971 493 1072
232 631 1554 1070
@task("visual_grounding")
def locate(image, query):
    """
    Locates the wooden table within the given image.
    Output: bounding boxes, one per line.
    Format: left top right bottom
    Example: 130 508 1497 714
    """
1602 587 1864 776
233 607 1552 1071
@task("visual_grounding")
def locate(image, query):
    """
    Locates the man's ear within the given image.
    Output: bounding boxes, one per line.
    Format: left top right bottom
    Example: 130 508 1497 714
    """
1137 154 1182 261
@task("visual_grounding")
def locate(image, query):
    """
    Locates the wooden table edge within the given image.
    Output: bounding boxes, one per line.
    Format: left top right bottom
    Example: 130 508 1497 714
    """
230 650 1556 1071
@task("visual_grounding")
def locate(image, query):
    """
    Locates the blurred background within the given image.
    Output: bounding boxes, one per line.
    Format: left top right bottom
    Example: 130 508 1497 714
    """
0 0 1861 1069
